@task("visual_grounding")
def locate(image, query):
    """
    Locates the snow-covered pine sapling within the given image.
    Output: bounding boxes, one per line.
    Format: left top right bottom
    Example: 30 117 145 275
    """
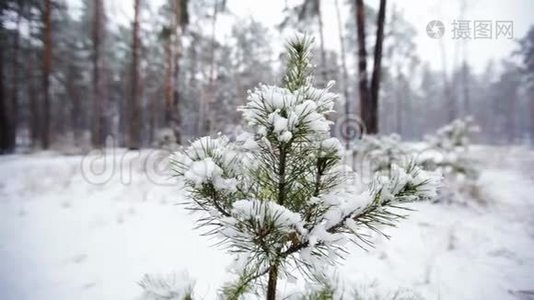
357 133 412 175
171 34 441 300
421 117 479 202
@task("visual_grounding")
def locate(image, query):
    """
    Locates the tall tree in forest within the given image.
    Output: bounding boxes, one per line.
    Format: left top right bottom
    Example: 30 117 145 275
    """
297 0 327 84
368 0 386 134
41 0 52 149
26 12 41 147
518 25 534 141
91 0 107 147
163 0 188 144
129 0 142 149
334 0 350 118
201 0 225 134
355 0 386 134
0 2 11 153
355 0 370 133
8 0 23 150
0 16 8 153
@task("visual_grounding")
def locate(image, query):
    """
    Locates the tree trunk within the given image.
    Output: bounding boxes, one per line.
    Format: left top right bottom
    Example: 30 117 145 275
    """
396 73 403 135
0 28 10 153
355 0 370 134
9 2 23 150
164 0 183 143
334 0 351 147
461 61 470 115
172 0 182 143
42 0 52 149
27 20 40 147
266 264 279 300
129 0 142 149
369 0 386 134
316 0 327 85
164 26 174 132
203 0 219 135
92 0 107 148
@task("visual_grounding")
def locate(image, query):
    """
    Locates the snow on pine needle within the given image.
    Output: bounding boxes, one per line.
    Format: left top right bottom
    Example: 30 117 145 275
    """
170 33 442 298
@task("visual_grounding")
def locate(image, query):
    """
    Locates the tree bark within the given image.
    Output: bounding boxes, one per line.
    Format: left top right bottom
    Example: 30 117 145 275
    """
202 0 219 135
9 2 23 150
369 0 386 134
91 0 107 148
26 19 40 147
41 0 52 149
129 0 142 149
334 0 351 147
171 0 182 143
355 0 370 134
316 0 327 85
0 27 10 153
164 24 174 133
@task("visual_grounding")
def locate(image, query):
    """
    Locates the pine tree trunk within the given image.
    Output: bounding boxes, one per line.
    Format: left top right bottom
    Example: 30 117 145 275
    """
164 28 174 131
0 29 10 153
369 0 386 134
9 3 22 150
164 0 183 144
27 45 40 147
266 264 279 300
396 73 403 135
129 0 142 149
355 0 370 134
316 0 327 85
334 0 350 147
42 0 52 149
172 0 182 144
204 0 219 135
92 0 107 148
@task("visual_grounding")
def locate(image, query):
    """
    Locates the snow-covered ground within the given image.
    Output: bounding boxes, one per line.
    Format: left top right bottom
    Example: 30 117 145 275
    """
1 146 533 300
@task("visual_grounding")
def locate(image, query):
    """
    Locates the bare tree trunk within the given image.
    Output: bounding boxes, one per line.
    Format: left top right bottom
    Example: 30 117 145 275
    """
461 61 470 115
91 0 107 148
164 25 174 132
26 18 40 147
9 2 23 150
67 64 81 146
203 0 219 135
396 72 403 135
316 0 327 85
129 0 142 149
165 0 183 143
172 0 182 143
334 0 351 148
355 0 370 134
0 28 10 153
41 0 52 149
368 0 386 134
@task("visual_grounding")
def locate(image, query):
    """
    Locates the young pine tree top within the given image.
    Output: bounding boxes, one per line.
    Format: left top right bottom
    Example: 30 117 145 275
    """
171 33 441 299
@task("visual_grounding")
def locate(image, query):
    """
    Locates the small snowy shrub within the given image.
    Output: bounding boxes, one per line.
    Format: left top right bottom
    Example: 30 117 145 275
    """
171 34 441 299
356 134 413 174
421 117 480 202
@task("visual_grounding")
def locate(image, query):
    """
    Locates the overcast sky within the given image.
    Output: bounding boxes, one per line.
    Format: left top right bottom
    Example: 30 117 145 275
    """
68 0 534 74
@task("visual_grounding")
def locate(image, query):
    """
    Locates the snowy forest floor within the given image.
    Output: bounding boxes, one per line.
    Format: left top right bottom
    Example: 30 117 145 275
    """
0 146 534 300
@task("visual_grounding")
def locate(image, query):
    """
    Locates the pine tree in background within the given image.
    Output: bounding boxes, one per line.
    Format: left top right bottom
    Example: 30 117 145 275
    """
171 34 441 299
